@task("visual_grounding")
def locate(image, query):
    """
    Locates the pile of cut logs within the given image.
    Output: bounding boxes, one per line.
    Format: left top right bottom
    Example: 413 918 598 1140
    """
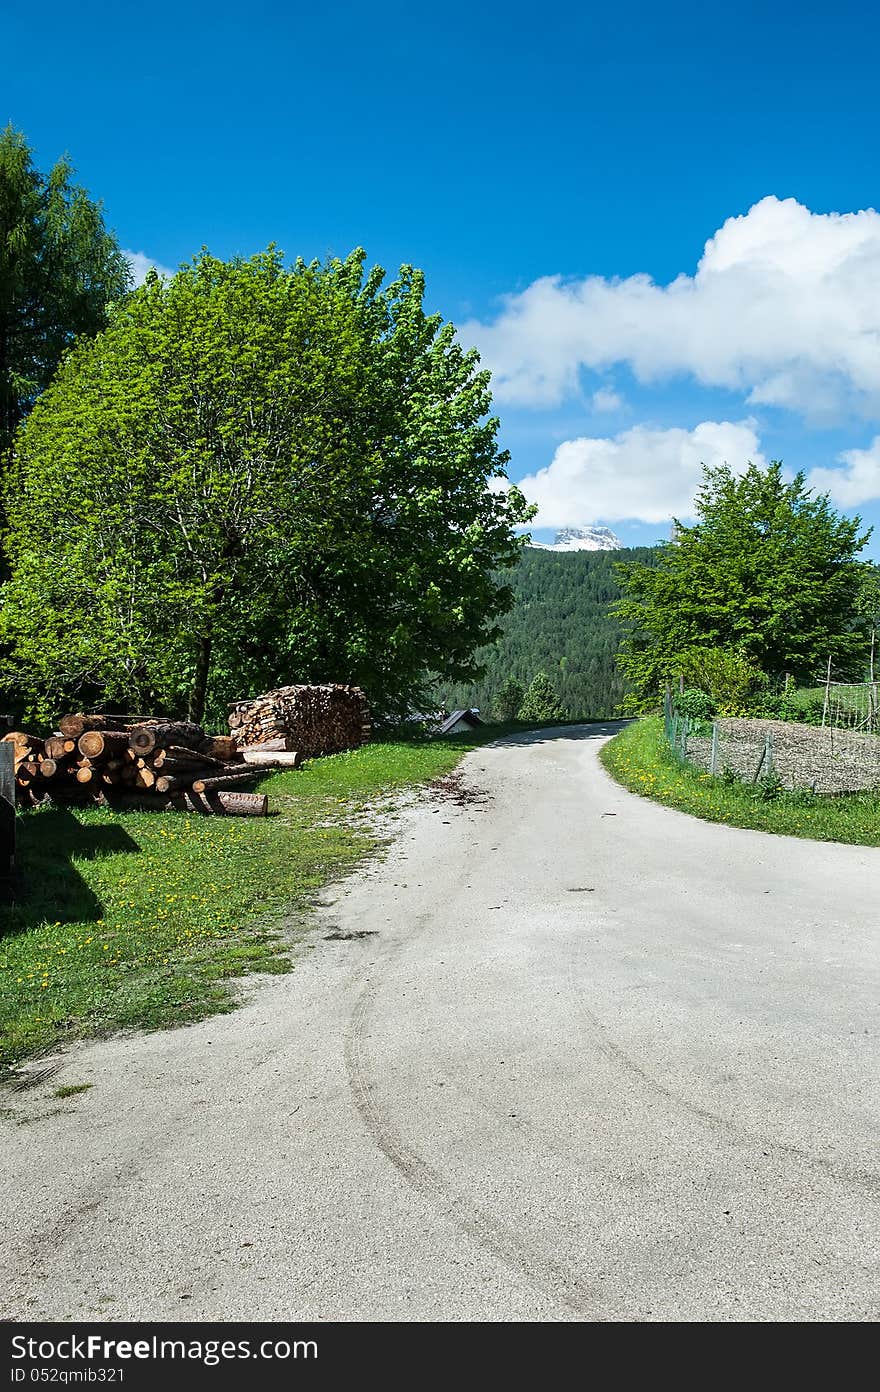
2 714 294 817
228 683 370 757
3 684 371 819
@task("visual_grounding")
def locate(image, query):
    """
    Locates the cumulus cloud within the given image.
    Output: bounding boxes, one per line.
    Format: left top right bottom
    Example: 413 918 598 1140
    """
517 419 766 526
807 437 880 507
124 250 177 286
592 386 623 412
464 196 880 420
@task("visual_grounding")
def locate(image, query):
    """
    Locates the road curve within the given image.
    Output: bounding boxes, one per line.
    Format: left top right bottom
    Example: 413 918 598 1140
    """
2 723 878 1322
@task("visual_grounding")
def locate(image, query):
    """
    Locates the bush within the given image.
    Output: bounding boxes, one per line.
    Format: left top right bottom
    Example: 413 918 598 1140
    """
749 691 801 722
676 646 767 716
749 690 828 726
676 687 715 720
797 696 828 726
757 770 784 800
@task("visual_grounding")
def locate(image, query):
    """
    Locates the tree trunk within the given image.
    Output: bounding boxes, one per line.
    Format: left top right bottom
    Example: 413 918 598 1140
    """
128 722 204 755
191 767 260 793
101 790 268 817
78 730 131 760
189 632 212 725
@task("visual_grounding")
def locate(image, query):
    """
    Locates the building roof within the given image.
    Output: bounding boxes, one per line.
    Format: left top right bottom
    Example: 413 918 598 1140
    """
437 709 484 735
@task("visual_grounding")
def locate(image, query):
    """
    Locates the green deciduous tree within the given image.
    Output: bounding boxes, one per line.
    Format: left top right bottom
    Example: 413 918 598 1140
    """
1 248 532 724
615 461 871 710
491 675 524 722
518 671 564 722
0 125 131 456
856 562 880 683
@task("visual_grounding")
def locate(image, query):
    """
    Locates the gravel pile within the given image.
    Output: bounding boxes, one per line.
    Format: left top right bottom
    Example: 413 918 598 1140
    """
686 717 880 794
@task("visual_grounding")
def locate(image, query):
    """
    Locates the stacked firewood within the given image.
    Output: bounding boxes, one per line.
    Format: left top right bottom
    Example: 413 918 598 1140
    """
3 715 277 817
228 684 371 757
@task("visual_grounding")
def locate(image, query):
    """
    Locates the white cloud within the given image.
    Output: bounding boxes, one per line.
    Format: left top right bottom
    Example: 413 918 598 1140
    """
517 419 766 526
807 437 880 507
592 386 623 412
464 196 880 420
124 250 176 286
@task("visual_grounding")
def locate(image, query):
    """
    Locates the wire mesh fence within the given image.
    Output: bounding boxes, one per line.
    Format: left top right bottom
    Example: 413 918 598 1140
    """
817 677 879 734
663 693 880 794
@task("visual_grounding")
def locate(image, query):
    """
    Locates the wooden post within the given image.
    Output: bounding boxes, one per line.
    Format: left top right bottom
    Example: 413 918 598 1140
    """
709 722 719 775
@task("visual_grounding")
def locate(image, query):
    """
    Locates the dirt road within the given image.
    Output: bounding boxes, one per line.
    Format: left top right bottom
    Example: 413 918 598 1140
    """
2 724 878 1321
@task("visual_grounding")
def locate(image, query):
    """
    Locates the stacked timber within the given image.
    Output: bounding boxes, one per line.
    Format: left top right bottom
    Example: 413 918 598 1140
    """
228 684 370 757
2 715 283 817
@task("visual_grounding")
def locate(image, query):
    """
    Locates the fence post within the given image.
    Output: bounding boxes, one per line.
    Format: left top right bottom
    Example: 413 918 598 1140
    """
753 740 766 782
710 721 719 776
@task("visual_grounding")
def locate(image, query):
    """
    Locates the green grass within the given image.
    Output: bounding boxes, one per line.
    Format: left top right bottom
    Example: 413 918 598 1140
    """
0 728 506 1078
53 1083 92 1098
601 716 880 846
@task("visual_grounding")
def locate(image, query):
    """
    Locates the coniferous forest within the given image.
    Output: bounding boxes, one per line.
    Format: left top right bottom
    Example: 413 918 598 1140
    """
440 545 657 719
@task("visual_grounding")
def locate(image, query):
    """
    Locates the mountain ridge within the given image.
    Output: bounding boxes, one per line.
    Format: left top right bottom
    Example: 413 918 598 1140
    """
528 525 622 553
440 544 657 718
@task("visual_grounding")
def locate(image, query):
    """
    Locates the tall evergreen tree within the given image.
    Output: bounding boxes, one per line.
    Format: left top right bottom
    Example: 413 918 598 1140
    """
518 672 564 722
492 675 524 721
0 125 131 455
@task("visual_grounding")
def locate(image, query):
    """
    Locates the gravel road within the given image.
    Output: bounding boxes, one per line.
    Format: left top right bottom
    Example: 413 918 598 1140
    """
2 723 878 1322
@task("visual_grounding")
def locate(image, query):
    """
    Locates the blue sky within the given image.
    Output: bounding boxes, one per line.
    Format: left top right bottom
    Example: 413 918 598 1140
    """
4 0 880 557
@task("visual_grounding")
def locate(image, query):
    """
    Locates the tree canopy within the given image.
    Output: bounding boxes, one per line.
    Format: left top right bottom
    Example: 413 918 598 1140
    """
1 248 531 723
491 676 524 722
0 125 131 456
517 671 564 722
856 561 880 682
615 461 872 708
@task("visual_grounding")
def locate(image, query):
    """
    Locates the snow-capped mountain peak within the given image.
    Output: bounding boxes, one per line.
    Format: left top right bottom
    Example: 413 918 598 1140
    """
529 526 622 553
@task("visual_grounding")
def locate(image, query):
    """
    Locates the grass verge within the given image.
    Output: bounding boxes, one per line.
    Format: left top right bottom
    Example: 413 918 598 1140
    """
600 716 880 846
0 727 513 1077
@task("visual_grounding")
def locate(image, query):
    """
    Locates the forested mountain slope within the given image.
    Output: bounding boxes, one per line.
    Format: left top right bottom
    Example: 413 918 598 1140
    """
440 545 658 719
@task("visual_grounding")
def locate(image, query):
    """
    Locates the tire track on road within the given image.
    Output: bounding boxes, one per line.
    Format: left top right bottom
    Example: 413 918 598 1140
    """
343 919 619 1322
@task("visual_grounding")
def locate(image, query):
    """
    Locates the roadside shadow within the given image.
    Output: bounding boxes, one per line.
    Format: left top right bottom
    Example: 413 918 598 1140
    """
490 719 632 747
0 806 141 935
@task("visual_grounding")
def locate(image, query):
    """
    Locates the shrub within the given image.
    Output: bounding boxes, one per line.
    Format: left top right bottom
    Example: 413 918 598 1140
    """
797 696 828 726
757 770 784 801
676 646 767 716
676 687 715 721
749 690 801 722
